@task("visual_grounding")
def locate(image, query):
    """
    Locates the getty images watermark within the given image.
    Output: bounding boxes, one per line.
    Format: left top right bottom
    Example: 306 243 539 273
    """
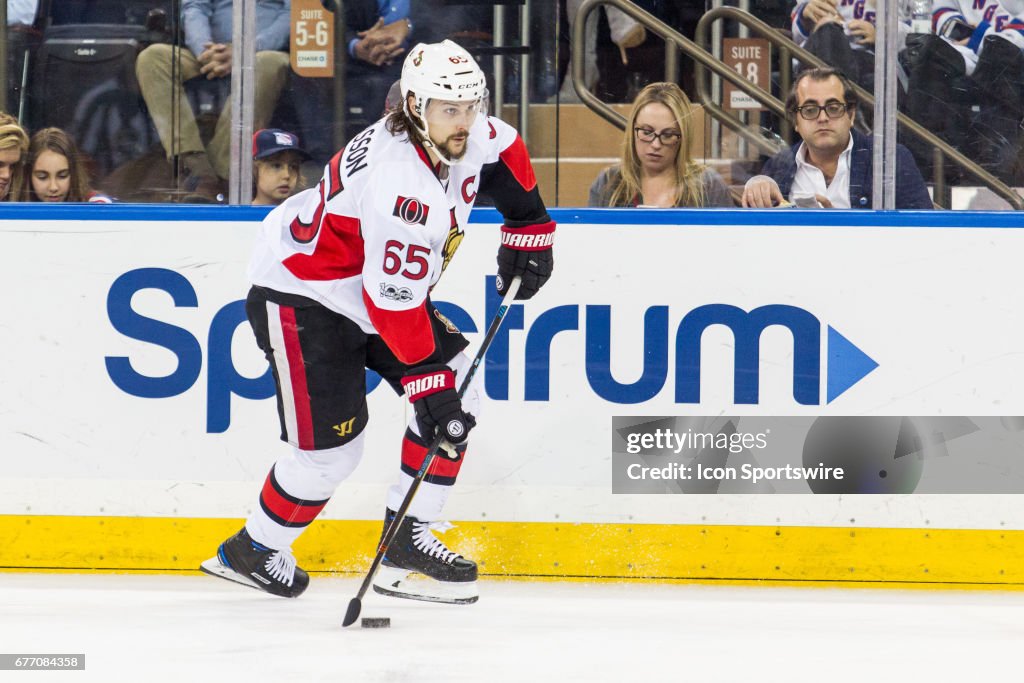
610 416 1024 494
615 418 843 491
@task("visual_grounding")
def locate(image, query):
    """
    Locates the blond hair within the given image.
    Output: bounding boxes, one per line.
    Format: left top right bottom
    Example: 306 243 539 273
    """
0 113 30 200
608 82 707 208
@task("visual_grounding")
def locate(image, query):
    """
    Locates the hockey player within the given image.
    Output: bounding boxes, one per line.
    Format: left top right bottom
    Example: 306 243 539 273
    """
200 40 555 603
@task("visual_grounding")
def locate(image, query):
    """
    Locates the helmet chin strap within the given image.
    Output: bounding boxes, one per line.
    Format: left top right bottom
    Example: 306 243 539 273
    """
405 97 462 167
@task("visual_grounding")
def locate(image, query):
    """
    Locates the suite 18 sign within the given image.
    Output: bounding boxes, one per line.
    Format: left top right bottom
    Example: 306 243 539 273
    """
722 38 770 110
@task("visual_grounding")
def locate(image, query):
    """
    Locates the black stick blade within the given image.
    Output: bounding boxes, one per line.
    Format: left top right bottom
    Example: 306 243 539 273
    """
342 597 362 627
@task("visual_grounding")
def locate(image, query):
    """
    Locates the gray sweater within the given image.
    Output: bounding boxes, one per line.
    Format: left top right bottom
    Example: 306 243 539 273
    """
588 165 733 208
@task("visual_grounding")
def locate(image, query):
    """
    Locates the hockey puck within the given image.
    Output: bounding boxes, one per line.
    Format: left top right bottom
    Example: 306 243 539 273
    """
361 617 391 629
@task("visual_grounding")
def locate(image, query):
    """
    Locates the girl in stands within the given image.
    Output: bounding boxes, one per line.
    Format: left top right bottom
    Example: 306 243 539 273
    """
22 127 111 203
589 82 731 208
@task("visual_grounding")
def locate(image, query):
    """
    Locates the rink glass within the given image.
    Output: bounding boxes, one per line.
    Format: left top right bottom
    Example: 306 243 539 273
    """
0 1 1007 209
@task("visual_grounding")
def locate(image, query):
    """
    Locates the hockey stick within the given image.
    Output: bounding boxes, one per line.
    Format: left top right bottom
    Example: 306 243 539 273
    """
342 275 522 627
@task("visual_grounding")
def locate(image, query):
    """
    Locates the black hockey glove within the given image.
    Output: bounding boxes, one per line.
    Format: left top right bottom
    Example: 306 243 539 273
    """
496 221 555 300
401 364 476 450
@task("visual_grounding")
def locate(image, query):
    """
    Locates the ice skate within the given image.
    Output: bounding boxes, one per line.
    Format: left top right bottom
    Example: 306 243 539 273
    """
200 527 309 598
372 509 478 604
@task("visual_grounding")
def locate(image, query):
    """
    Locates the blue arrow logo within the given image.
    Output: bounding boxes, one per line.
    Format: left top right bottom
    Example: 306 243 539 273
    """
827 326 879 403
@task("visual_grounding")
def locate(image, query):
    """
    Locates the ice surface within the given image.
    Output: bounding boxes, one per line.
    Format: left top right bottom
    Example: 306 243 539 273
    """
1 573 1023 682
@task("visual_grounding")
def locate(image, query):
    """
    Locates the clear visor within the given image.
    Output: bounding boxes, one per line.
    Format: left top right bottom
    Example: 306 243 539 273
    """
424 91 489 127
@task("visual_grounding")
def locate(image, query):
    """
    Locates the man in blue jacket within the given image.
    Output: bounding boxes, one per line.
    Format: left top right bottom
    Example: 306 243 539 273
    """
742 67 933 209
136 0 292 199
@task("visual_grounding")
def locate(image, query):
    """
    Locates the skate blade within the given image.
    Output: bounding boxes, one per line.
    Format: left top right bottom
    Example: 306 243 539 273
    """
199 555 263 592
371 565 479 605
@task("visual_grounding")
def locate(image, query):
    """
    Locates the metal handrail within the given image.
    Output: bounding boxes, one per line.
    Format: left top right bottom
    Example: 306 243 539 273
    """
571 0 1024 210
572 0 786 157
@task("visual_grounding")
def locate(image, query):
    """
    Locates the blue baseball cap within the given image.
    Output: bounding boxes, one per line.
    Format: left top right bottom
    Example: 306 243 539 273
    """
252 129 310 161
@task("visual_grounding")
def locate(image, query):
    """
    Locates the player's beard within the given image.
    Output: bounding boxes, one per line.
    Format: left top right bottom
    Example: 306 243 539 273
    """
437 133 469 161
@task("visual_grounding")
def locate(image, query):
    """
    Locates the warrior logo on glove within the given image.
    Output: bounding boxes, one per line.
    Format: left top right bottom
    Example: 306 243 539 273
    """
446 420 465 439
402 365 476 445
496 221 555 300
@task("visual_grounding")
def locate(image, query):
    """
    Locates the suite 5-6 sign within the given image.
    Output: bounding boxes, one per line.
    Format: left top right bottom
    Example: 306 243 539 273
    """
291 0 334 77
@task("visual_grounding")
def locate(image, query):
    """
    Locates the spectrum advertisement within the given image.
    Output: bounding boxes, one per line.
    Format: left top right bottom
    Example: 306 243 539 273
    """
3 209 1024 524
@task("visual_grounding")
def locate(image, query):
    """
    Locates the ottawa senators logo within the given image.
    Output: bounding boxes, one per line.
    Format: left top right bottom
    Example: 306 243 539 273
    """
393 196 430 226
433 308 460 334
441 207 464 273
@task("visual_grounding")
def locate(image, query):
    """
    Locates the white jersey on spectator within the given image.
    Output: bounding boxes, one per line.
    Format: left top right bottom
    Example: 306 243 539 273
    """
249 114 541 363
792 1 872 49
932 1 1024 50
932 0 999 36
977 1 1024 51
7 0 37 25
929 0 1001 72
791 1 911 50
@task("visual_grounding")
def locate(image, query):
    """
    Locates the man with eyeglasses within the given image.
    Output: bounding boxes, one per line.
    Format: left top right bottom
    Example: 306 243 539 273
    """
742 67 932 209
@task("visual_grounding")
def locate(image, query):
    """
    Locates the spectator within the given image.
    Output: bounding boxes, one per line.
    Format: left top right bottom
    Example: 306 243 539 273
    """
898 1 1024 183
966 1 1024 182
589 2 692 102
741 67 932 209
7 0 37 25
589 82 731 208
343 0 411 138
251 128 309 206
135 0 291 199
288 0 410 164
899 0 993 181
0 111 29 201
559 0 647 101
5 2 38 138
791 0 910 95
21 127 112 203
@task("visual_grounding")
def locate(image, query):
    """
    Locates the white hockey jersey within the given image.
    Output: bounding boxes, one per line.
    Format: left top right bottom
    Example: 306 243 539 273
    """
792 0 876 49
791 0 911 50
248 114 550 365
976 1 1024 51
931 1 1024 50
932 0 998 36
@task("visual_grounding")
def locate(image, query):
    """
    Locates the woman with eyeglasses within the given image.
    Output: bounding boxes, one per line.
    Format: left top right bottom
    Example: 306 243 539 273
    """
588 82 732 208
